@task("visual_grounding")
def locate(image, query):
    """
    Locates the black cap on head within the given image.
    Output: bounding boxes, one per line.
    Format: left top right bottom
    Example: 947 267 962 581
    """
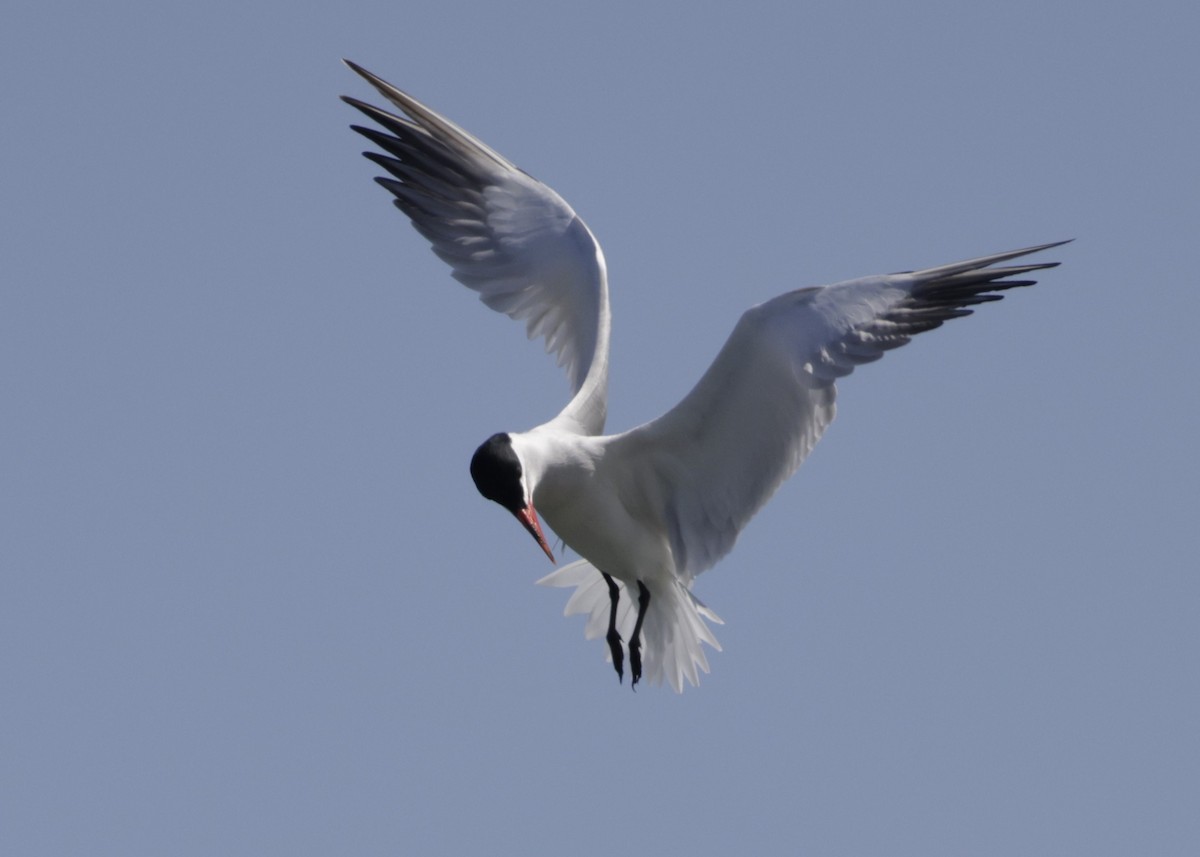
469 433 524 512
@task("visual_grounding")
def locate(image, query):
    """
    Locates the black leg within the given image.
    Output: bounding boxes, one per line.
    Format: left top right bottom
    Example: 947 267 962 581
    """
629 581 651 689
600 571 623 684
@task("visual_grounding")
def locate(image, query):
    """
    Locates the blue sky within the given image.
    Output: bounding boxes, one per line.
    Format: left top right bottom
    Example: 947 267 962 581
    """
3 1 1198 854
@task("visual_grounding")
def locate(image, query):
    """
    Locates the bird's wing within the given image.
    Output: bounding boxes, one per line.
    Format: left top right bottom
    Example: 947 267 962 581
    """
608 242 1068 580
342 61 610 435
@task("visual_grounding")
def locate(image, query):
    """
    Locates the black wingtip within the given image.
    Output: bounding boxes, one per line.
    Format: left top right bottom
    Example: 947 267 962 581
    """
342 58 369 79
341 59 411 109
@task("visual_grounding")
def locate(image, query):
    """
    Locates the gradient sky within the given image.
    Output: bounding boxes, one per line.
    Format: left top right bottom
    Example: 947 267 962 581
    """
4 1 1198 855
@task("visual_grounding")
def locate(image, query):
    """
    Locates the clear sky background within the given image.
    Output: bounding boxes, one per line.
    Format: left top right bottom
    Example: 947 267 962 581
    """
4 1 1198 854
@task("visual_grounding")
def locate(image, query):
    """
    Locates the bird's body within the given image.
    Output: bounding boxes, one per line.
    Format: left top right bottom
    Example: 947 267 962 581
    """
342 61 1067 691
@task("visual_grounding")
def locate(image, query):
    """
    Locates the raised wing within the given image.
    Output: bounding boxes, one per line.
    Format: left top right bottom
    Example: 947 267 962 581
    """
342 61 610 435
609 241 1068 580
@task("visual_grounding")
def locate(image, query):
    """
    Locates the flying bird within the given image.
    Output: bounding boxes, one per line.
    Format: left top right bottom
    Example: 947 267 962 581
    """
341 60 1067 692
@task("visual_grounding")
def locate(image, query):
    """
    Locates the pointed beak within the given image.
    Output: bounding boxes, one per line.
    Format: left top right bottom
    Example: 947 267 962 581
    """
514 502 555 564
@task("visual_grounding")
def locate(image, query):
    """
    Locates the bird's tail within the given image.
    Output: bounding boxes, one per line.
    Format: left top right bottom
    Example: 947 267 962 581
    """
537 560 723 692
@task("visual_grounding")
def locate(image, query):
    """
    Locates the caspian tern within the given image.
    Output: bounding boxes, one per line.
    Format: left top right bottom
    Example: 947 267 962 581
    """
341 60 1067 692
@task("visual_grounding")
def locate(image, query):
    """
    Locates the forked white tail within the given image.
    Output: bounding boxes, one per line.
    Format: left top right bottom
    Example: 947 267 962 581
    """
538 561 724 692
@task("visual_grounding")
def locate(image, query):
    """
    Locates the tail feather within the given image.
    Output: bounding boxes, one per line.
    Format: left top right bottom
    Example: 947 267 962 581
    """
538 560 723 692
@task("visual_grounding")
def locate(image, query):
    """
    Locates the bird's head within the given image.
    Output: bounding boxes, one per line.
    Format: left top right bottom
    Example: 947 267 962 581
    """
469 432 555 564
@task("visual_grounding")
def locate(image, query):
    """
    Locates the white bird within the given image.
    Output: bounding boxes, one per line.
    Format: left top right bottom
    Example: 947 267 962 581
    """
341 61 1067 692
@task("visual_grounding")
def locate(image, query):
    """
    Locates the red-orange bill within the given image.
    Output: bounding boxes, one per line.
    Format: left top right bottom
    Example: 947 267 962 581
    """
515 503 555 564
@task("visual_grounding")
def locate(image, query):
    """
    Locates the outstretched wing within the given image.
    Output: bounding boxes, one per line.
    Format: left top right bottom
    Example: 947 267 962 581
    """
342 61 610 434
608 242 1068 580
